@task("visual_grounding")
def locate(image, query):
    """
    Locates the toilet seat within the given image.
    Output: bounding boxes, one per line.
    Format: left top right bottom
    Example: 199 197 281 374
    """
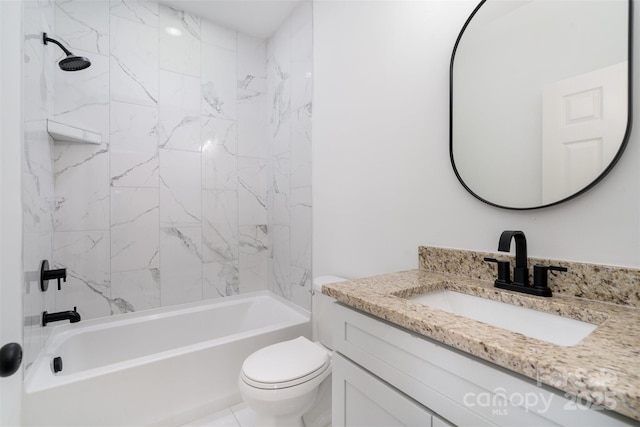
240 337 331 390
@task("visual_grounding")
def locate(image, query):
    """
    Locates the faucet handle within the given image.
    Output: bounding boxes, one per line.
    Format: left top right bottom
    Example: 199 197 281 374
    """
484 257 511 285
56 269 67 290
533 265 568 294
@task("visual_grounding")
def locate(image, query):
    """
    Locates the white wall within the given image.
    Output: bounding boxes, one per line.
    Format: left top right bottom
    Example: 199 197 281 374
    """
313 0 640 280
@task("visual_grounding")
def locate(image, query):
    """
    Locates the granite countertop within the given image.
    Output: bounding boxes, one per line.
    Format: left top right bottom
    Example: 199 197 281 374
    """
322 269 640 422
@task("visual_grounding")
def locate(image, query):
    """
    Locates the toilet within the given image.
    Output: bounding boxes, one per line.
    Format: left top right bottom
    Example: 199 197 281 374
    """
238 276 346 427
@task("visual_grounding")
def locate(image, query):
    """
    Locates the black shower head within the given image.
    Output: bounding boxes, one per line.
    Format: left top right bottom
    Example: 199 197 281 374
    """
58 55 92 72
42 32 91 72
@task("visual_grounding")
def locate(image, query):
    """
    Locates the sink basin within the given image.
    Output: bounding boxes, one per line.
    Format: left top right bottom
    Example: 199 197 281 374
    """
409 290 597 346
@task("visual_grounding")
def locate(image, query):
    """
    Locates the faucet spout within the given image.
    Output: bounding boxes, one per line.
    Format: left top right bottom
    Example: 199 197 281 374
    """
498 230 528 285
42 307 81 326
498 231 527 267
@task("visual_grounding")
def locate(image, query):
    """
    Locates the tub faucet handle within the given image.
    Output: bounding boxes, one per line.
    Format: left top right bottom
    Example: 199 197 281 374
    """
40 260 67 291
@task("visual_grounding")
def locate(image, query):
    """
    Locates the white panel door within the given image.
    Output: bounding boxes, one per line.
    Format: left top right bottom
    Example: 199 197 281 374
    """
0 1 24 425
542 62 627 204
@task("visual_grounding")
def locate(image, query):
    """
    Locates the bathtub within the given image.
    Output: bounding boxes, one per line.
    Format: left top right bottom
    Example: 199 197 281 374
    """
23 291 311 426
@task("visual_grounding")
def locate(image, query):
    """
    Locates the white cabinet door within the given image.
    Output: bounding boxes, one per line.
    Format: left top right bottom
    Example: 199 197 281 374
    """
333 353 432 427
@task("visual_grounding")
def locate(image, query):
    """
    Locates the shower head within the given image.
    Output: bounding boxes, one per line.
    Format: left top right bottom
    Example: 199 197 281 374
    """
42 32 91 72
57 55 92 72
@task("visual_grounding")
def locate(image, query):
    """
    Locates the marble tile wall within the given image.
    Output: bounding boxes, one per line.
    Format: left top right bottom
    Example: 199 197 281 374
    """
22 0 57 369
48 0 271 317
266 3 313 310
22 0 312 367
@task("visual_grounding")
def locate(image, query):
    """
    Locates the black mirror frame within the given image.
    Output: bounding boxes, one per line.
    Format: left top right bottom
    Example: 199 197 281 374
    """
449 0 634 210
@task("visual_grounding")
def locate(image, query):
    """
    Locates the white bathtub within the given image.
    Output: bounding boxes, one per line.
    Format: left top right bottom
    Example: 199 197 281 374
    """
23 291 310 426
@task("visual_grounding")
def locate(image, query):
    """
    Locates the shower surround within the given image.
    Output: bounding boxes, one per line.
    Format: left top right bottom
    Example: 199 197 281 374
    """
22 0 312 367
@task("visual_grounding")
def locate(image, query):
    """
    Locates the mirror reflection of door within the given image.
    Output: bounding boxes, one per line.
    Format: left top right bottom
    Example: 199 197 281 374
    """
542 62 627 204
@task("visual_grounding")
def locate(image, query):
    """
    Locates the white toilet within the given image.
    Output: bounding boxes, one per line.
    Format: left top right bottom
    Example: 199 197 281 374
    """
238 276 346 427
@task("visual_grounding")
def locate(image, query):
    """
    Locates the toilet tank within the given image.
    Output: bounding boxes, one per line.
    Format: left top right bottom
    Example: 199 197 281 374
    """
312 276 347 350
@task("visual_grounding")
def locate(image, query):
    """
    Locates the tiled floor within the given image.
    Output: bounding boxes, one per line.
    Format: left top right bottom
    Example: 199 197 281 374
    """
183 403 256 427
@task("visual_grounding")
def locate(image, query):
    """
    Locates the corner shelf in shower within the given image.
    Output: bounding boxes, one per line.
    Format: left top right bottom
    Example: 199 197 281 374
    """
47 120 101 144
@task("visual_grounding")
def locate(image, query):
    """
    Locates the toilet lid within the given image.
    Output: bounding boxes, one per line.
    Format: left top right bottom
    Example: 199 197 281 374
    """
241 337 330 389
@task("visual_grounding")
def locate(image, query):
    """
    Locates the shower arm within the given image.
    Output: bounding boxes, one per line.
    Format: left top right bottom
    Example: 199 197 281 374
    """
42 33 73 56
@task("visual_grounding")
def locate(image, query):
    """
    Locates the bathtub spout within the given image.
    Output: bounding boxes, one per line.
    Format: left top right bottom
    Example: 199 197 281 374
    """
42 307 81 326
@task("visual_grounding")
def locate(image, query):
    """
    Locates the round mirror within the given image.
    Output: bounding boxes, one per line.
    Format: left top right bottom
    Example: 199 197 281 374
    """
450 0 632 209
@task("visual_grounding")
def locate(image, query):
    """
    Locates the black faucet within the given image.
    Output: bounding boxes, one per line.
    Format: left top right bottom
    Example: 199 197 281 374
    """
485 230 567 297
498 230 529 286
42 307 80 326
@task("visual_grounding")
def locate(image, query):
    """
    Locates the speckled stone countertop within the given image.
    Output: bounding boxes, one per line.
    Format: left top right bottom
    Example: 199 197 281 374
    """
322 268 640 421
419 246 640 308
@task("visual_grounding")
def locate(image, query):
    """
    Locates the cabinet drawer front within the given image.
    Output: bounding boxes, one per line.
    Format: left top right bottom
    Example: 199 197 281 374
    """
333 353 432 427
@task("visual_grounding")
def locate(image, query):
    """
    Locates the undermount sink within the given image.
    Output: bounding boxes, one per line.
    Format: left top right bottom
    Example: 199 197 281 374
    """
409 290 597 346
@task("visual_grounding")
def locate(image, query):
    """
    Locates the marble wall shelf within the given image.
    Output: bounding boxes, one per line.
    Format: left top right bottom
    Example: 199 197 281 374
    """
47 119 101 144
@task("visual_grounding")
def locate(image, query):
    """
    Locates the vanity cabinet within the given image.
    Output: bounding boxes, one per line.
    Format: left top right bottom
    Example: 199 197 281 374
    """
331 303 633 427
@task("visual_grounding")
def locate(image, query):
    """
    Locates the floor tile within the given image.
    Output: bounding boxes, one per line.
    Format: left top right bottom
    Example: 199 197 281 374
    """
230 402 257 427
183 408 240 427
